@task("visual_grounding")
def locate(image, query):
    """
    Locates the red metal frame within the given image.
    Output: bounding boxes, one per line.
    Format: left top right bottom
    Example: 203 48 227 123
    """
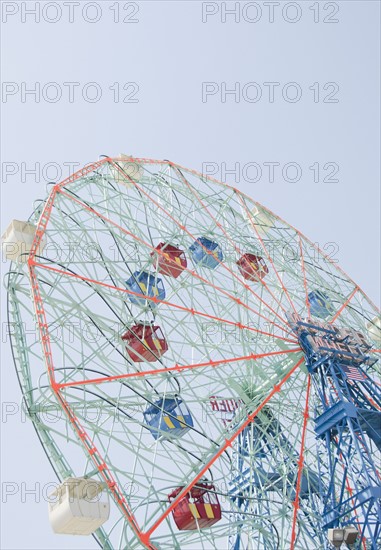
165 165 292 332
57 348 300 389
26 156 379 548
56 187 295 341
33 260 298 346
27 159 156 549
143 358 305 539
25 158 305 547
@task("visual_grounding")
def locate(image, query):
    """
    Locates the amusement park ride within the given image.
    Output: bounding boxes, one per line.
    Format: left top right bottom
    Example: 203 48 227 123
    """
2 155 380 549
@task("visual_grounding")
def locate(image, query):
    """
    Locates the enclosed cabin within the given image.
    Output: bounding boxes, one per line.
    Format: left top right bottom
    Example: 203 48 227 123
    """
48 477 109 535
143 396 193 440
308 290 334 319
151 243 187 278
236 253 269 282
328 528 359 549
109 154 143 186
122 323 168 362
367 316 381 344
125 271 165 307
168 482 221 530
251 206 273 236
189 237 223 270
1 219 46 262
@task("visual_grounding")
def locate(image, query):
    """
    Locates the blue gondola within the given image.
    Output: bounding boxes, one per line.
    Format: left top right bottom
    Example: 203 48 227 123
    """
125 271 165 307
308 290 334 319
143 397 194 440
189 237 223 270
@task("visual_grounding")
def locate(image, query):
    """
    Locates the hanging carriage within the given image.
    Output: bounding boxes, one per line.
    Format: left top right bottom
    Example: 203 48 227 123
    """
122 323 168 362
143 396 193 440
168 483 222 530
236 253 269 282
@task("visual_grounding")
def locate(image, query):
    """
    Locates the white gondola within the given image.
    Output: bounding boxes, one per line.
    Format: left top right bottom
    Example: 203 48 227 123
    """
1 219 46 262
367 316 381 344
109 153 143 186
48 477 110 535
251 206 273 236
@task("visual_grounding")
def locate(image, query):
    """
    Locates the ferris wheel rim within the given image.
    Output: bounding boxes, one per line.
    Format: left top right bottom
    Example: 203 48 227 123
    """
5 156 380 550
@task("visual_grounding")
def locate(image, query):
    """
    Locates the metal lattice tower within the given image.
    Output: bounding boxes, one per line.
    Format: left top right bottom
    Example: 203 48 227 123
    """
289 313 381 549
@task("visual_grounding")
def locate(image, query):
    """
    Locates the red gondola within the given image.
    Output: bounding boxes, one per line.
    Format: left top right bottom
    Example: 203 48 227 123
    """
151 243 187 278
122 324 168 362
237 253 269 282
168 483 222 530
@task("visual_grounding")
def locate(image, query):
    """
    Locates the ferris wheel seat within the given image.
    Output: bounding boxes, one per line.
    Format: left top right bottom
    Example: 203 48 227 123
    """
143 397 193 440
1 219 46 262
189 237 223 269
122 323 168 362
109 155 143 185
308 290 334 319
125 271 166 306
168 483 222 530
236 253 269 281
48 478 109 536
367 316 381 344
251 206 273 236
151 243 187 278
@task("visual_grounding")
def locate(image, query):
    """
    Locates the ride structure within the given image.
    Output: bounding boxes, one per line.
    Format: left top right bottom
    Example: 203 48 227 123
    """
289 313 381 544
2 155 380 549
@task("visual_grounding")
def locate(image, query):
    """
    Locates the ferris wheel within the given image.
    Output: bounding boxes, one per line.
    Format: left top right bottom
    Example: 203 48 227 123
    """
3 155 381 550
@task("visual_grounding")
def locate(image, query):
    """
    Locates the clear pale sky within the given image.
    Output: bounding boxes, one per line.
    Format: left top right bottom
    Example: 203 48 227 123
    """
1 1 380 549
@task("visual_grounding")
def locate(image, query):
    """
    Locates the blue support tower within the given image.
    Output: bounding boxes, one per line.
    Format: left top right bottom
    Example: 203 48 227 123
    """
288 313 381 549
228 406 325 549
